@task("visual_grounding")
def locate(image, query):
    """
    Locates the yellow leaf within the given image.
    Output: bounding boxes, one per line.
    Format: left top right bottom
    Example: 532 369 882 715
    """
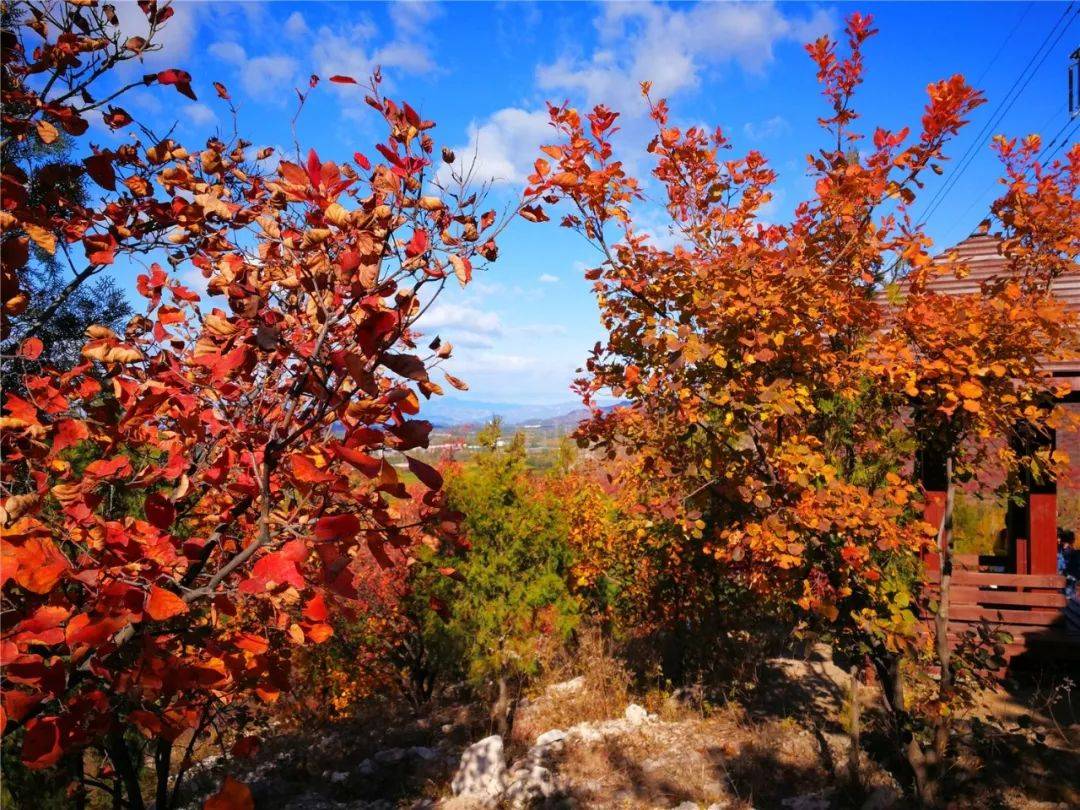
958 381 982 399
35 119 59 144
22 222 56 255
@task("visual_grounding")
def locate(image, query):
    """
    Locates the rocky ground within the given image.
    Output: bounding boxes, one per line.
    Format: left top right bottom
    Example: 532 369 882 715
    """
178 649 1080 810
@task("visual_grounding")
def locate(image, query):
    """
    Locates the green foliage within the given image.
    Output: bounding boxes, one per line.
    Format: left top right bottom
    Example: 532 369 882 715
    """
429 420 580 685
952 492 1008 556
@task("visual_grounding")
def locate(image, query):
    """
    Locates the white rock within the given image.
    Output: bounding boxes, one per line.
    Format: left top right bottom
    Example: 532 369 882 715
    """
624 703 650 725
535 729 567 747
505 764 556 808
329 772 348 784
672 803 700 810
546 676 584 695
451 735 507 799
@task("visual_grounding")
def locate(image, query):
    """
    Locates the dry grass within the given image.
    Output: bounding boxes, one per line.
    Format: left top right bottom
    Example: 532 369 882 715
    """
512 627 632 745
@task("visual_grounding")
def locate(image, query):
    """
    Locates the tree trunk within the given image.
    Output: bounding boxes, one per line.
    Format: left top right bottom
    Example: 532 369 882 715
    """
106 730 145 810
154 738 173 809
492 673 511 737
875 652 937 807
933 456 955 762
847 665 862 794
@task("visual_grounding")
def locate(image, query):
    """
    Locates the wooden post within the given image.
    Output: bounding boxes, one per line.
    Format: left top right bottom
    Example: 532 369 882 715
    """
1007 422 1057 576
917 443 948 572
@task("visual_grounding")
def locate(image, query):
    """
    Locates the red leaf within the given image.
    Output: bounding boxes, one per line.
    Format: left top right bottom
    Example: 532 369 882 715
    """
367 536 394 569
144 492 175 531
83 152 116 190
405 229 429 258
156 69 197 101
290 453 336 484
52 420 88 455
84 456 132 480
213 81 230 100
314 514 360 542
303 593 329 622
328 442 381 478
146 586 188 621
231 736 261 759
246 542 307 590
406 456 443 490
21 716 65 770
353 152 371 171
329 75 358 84
306 148 322 188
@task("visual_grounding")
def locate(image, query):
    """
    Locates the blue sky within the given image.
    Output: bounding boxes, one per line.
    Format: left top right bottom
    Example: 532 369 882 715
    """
94 1 1077 406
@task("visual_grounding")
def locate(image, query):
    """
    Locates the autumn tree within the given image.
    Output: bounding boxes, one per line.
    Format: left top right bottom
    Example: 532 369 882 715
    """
1 5 520 808
431 420 580 735
525 11 1077 803
878 136 1079 796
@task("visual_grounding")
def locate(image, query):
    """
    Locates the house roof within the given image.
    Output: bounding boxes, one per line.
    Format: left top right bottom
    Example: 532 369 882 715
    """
909 222 1079 393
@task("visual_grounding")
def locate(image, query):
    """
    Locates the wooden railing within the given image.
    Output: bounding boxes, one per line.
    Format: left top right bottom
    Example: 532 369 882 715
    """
925 569 1079 662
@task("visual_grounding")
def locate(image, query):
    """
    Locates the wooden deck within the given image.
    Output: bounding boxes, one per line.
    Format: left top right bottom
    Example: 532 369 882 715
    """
926 557 1080 664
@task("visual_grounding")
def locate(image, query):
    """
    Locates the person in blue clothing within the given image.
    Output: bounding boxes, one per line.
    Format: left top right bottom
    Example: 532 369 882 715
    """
1060 529 1078 598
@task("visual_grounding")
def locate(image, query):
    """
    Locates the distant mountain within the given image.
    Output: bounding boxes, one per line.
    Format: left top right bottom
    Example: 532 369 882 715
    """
424 397 625 429
422 398 585 427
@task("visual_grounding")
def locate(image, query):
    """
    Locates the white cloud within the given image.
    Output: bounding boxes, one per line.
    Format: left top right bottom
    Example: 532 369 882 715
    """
451 352 541 373
209 41 246 65
441 107 553 186
743 115 790 140
241 55 299 103
537 2 834 112
445 331 497 349
424 304 503 334
513 323 569 336
209 42 298 104
112 1 201 66
284 11 310 39
182 102 218 128
538 273 559 284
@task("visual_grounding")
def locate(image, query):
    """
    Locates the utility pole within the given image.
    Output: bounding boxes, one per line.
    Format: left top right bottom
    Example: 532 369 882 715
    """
1070 46 1080 118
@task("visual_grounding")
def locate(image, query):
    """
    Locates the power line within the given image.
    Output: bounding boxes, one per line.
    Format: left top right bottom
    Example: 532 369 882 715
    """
973 2 1035 87
939 103 1071 244
1042 118 1080 162
915 2 1078 228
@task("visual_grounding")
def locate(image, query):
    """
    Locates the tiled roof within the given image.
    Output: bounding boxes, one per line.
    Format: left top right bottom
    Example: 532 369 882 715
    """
903 223 1079 392
922 228 1080 313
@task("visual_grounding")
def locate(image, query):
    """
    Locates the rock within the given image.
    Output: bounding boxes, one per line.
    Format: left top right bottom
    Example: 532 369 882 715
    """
567 722 606 743
861 786 901 810
504 763 556 808
672 803 700 810
535 728 567 747
356 758 375 776
329 771 348 784
807 641 833 662
374 747 406 765
411 746 438 761
451 735 507 800
624 703 650 725
782 792 832 810
546 676 585 695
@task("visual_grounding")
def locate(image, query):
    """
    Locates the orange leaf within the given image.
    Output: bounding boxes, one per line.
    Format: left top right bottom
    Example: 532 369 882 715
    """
204 776 254 810
146 586 189 621
19 337 43 361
